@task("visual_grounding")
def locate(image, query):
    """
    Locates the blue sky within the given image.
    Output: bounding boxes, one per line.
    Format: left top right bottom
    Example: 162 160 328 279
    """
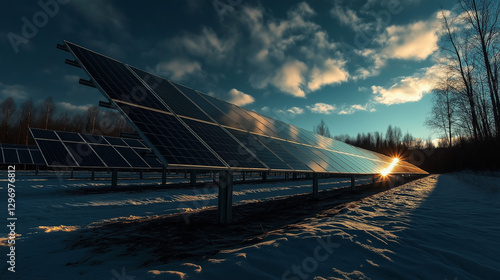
1 0 457 140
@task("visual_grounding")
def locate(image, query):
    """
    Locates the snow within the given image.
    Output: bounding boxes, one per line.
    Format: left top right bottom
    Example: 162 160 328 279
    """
1 170 499 279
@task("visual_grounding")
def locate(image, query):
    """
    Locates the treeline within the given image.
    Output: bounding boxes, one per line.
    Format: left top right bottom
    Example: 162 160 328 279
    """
0 96 132 145
334 125 434 155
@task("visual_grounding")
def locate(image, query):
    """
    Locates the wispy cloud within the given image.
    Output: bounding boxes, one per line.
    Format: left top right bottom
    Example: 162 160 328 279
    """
227 88 255 106
0 83 28 100
155 59 203 81
307 103 336 114
308 59 349 91
57 102 91 112
371 65 442 105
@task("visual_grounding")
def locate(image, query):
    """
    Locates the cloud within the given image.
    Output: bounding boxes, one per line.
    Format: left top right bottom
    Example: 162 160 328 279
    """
286 106 304 115
371 65 442 105
270 60 308 97
169 27 236 61
0 83 28 100
155 59 202 80
377 20 440 60
307 103 336 114
338 104 372 115
261 106 270 112
70 0 127 32
227 88 255 106
308 59 349 91
64 75 80 83
57 102 91 112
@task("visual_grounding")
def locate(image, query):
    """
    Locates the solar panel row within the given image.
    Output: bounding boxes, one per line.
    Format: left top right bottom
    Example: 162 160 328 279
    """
64 41 427 175
0 144 45 165
29 128 163 169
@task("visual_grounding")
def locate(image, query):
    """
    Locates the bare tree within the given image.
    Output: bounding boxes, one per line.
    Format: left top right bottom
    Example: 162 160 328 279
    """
38 97 56 130
16 98 36 145
0 97 16 143
459 0 500 137
313 119 331 138
85 106 101 134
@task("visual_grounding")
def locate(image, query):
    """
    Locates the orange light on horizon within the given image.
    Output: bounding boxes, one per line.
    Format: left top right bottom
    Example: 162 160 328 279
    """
381 158 399 176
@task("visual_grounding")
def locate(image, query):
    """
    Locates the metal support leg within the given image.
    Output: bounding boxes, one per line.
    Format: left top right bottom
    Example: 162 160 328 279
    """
218 171 233 224
312 173 319 199
70 168 74 179
212 171 216 183
162 166 167 186
35 165 39 176
372 175 376 185
111 169 118 189
190 170 196 187
293 173 297 180
351 175 355 191
139 170 143 180
262 172 267 183
242 171 245 182
91 168 95 181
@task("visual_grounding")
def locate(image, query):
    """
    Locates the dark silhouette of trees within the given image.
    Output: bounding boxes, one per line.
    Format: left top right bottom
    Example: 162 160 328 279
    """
0 96 132 145
313 119 331 138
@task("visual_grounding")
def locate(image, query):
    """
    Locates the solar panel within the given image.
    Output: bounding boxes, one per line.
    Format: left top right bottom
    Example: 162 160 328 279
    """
30 128 164 169
63 41 428 175
2 149 19 164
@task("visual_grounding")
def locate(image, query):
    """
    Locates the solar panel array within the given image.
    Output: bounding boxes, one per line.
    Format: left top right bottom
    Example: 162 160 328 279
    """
30 128 163 169
63 41 427 175
0 144 45 165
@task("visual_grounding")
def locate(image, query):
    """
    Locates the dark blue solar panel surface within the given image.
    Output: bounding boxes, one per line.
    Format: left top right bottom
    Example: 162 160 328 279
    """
63 142 106 167
227 128 292 170
31 129 59 140
181 118 265 169
90 145 130 167
3 149 19 164
30 149 45 165
131 67 214 123
114 147 149 168
17 149 32 164
66 42 166 111
65 41 427 175
120 104 224 167
36 140 78 166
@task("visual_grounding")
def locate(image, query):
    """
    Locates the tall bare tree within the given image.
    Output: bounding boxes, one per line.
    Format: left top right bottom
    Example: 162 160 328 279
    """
0 97 16 143
313 119 331 138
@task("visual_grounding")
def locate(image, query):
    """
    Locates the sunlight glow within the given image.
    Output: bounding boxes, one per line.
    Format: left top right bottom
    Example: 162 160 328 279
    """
381 158 399 176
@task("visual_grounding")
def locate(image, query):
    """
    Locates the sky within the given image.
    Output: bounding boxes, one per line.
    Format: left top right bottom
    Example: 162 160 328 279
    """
0 0 458 140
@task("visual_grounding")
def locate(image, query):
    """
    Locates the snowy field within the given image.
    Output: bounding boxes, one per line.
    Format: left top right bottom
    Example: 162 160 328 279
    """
1 170 499 279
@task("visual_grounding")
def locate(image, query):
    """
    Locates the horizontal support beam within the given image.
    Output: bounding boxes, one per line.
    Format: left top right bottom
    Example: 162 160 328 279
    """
98 100 114 109
79 78 96 88
65 59 80 68
56 43 69 52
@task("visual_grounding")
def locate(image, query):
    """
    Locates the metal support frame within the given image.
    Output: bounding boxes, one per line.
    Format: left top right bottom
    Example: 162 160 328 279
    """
351 175 355 191
162 166 167 186
139 170 144 180
111 169 118 188
190 170 196 187
262 172 267 183
372 175 376 185
242 171 246 182
218 170 233 224
35 165 39 176
312 173 319 199
91 168 95 180
293 173 297 180
70 168 74 179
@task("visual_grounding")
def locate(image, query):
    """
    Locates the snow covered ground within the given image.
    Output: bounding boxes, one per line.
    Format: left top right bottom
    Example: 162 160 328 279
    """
1 170 499 279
